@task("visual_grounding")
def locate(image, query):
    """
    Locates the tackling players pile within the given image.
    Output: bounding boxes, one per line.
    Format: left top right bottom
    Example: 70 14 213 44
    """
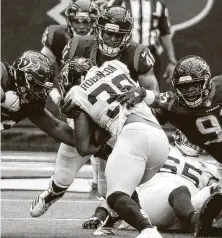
1 0 222 237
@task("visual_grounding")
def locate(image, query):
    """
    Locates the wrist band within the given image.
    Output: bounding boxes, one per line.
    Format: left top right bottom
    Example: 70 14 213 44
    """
142 88 155 105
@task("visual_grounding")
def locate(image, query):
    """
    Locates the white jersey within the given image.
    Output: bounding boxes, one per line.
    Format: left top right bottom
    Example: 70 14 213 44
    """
66 60 159 138
160 146 218 189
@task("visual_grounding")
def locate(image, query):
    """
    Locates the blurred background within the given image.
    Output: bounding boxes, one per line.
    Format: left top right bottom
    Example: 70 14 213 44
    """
1 0 221 152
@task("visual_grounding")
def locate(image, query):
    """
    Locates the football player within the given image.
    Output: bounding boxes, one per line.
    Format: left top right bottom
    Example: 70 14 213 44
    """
114 55 222 234
83 130 222 237
62 57 169 238
118 130 222 236
41 0 99 74
117 55 222 165
62 6 157 93
29 57 107 218
1 50 75 145
30 5 158 220
29 0 101 217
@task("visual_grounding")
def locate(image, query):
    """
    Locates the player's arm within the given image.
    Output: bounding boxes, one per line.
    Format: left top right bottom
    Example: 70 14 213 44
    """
1 62 20 112
159 4 177 80
136 47 159 92
41 27 60 74
1 62 7 103
28 108 75 147
41 27 62 105
41 46 62 106
117 47 160 108
41 46 59 74
73 110 101 157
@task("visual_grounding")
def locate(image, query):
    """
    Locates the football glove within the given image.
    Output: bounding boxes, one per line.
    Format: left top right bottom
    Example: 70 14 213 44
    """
94 143 113 161
117 86 146 109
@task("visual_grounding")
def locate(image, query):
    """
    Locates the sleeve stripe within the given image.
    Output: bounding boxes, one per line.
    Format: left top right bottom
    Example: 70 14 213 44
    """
133 44 144 72
147 49 155 65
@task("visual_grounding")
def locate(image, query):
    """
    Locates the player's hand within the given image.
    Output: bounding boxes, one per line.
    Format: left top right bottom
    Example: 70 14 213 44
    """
60 98 81 118
163 62 175 82
82 217 103 229
117 86 146 109
94 143 113 161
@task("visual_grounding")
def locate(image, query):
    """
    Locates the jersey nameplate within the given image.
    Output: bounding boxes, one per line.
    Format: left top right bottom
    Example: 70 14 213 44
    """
80 65 117 91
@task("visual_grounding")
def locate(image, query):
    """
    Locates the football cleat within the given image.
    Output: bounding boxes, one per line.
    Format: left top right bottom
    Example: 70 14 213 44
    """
135 227 163 238
82 217 103 229
93 226 115 236
93 215 120 236
30 190 64 217
194 192 222 237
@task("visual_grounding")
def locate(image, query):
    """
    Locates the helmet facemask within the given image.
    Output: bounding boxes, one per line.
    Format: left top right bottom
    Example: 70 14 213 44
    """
174 129 205 157
172 55 211 107
174 75 211 107
94 6 133 57
65 0 99 37
14 70 53 105
95 25 132 57
13 51 54 107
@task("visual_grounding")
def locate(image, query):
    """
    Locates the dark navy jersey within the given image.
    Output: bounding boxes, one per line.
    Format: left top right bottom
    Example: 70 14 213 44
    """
62 35 155 82
157 75 222 162
1 103 42 130
42 25 71 66
1 62 44 130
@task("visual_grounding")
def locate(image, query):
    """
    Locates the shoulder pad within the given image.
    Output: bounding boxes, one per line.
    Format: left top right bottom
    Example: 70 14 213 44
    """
62 35 94 63
42 25 67 48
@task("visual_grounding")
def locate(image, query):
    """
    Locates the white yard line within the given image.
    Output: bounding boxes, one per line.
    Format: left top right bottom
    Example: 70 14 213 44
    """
1 198 101 203
1 217 85 221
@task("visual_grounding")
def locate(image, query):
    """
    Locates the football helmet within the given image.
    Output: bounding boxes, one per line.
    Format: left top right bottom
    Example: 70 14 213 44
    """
172 55 211 107
65 0 99 36
58 57 95 97
12 50 54 106
174 129 205 157
94 6 133 57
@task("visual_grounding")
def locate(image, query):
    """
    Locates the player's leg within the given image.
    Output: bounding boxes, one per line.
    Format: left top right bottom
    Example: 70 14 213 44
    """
135 174 186 230
194 191 222 237
168 184 222 237
82 159 109 230
90 155 99 190
97 158 107 197
168 186 198 228
30 143 90 217
106 123 169 237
